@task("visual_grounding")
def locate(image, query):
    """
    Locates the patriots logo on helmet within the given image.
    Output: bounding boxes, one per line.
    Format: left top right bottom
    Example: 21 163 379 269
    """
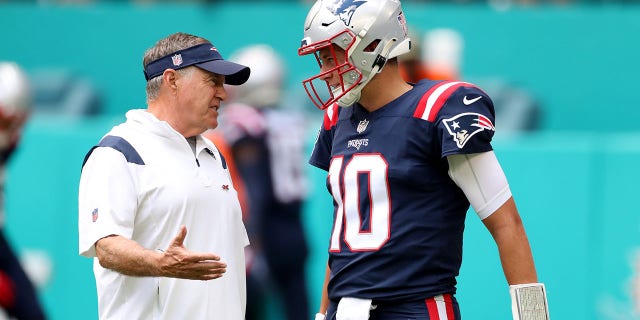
443 112 495 149
329 0 367 26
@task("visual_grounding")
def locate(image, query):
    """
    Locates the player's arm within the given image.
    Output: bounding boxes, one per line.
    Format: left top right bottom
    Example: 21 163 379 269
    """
315 263 330 320
448 151 549 319
481 198 537 284
447 151 536 282
95 226 226 280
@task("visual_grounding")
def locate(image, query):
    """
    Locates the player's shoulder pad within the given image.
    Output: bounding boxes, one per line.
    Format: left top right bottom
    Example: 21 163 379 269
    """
81 135 144 171
412 81 487 122
322 102 341 130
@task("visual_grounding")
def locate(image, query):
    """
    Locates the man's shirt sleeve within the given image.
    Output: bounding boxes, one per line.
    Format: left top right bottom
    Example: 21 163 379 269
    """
78 147 138 257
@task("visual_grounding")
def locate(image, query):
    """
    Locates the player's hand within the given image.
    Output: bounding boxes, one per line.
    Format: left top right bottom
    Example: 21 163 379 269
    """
336 297 372 320
159 225 227 280
315 313 326 320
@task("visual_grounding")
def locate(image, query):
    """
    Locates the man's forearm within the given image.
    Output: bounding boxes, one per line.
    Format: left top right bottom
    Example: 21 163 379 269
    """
95 235 162 277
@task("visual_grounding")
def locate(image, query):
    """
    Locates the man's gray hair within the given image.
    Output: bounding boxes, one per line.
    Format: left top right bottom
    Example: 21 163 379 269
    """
143 32 208 101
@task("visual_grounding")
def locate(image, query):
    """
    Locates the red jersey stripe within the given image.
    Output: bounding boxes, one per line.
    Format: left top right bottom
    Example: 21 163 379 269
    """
413 81 453 119
425 296 441 319
444 293 456 320
323 103 340 130
426 84 465 122
414 81 478 122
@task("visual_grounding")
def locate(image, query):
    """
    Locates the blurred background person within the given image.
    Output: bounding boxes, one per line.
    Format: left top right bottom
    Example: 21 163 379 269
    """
398 28 460 82
0 62 46 320
399 27 462 83
205 44 310 320
399 27 541 133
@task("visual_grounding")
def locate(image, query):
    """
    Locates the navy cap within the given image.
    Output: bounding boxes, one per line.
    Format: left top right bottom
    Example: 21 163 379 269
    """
143 43 251 85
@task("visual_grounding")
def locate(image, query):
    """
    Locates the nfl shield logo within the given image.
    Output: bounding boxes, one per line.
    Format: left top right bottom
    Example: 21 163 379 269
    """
171 54 183 66
357 119 369 133
92 208 99 222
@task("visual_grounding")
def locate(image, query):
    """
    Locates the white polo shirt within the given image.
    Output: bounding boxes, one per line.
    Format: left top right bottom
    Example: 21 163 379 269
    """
78 109 249 320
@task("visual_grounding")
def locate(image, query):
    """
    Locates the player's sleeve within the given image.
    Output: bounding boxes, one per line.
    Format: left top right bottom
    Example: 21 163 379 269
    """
435 84 496 158
309 104 339 171
447 151 512 220
78 147 138 257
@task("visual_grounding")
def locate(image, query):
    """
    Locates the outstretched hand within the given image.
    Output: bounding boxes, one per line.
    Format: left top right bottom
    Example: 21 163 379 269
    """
159 225 227 280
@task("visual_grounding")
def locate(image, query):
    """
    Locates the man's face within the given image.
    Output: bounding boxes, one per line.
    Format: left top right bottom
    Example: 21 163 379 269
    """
174 67 226 134
317 45 347 89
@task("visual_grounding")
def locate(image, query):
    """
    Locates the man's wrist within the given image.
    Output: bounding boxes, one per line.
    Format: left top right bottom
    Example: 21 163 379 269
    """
509 282 550 320
315 312 326 320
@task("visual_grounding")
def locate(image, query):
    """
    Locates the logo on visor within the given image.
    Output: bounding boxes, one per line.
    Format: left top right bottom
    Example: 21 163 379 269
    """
171 54 183 66
329 0 367 26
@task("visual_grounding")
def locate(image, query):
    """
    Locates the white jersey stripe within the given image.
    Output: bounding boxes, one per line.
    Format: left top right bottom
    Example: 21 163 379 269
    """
418 81 464 121
435 294 449 320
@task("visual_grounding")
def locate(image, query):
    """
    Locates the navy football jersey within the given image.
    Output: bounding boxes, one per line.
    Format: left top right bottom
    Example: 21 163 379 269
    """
309 79 496 302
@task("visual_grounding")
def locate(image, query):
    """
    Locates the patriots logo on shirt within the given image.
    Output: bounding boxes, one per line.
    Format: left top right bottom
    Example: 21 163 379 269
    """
329 0 367 26
443 112 495 148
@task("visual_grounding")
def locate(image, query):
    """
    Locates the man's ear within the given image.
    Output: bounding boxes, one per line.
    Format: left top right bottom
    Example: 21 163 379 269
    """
162 69 178 90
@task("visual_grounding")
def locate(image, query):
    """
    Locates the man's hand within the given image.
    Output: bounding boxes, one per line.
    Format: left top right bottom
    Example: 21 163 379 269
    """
158 225 227 280
95 225 226 279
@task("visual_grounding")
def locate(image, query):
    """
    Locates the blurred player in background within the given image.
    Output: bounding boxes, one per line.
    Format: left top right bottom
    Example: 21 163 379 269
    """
400 27 541 133
297 0 549 319
0 62 46 319
206 44 310 320
399 27 462 83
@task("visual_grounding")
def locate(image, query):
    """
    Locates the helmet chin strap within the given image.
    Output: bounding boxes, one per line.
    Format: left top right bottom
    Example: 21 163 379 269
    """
337 39 396 107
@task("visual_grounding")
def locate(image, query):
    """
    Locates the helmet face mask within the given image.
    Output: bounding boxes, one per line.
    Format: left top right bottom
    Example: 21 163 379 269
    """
298 0 411 110
299 30 362 110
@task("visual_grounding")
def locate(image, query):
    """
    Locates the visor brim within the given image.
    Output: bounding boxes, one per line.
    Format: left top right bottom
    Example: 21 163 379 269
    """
196 60 250 85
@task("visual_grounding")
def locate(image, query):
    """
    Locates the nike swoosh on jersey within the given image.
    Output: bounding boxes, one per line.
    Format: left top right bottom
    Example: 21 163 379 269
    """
463 95 482 105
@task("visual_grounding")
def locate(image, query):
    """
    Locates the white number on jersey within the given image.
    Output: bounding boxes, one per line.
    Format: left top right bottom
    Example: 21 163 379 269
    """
328 154 390 252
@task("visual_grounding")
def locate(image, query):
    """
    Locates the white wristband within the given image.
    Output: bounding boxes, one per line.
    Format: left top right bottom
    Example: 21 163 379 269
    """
315 312 326 320
509 283 550 320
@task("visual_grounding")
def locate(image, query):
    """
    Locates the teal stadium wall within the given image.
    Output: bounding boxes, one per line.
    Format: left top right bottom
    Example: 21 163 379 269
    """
1 3 639 319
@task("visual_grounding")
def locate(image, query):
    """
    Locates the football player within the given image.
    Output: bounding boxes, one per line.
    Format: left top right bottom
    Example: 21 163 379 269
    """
0 62 46 319
297 0 550 319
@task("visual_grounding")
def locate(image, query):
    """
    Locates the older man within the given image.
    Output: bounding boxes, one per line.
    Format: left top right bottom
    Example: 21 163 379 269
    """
78 32 251 320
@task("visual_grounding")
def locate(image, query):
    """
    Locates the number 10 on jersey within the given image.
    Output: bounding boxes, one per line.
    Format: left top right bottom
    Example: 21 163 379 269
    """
328 154 391 252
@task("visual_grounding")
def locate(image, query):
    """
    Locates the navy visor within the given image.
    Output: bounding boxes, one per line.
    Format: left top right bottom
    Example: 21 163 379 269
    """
143 43 250 85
